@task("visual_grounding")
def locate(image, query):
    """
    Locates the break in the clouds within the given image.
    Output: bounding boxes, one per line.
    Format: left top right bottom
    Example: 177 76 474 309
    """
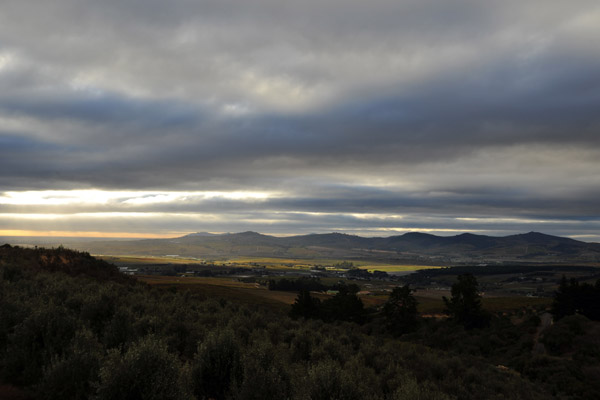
1 0 599 240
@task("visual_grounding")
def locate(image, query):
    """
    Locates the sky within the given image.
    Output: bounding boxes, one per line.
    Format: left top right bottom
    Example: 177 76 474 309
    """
1 0 600 241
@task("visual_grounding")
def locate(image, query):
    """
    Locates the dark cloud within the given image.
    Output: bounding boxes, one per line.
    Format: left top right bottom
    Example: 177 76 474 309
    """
1 0 599 238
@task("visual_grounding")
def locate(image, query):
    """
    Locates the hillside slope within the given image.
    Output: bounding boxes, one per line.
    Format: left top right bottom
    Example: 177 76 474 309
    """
60 231 600 264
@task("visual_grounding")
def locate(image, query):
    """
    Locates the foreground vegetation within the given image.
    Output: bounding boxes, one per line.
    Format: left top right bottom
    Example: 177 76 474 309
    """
1 245 599 399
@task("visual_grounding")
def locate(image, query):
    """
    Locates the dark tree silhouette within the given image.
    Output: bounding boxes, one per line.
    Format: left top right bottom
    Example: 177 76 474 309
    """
321 284 365 323
384 285 418 335
289 289 322 319
443 274 489 329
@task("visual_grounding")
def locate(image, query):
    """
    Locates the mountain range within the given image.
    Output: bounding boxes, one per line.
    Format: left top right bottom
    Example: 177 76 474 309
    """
66 231 600 265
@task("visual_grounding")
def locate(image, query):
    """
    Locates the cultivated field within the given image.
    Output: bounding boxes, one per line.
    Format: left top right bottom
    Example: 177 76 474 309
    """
100 254 440 272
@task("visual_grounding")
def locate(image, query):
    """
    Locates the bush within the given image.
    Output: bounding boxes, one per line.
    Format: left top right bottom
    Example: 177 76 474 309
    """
96 336 192 400
191 329 242 399
3 305 79 386
234 340 292 400
542 314 589 355
36 328 102 400
302 359 362 400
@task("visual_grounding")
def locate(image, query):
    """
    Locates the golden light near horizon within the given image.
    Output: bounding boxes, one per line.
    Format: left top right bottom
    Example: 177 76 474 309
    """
0 189 280 239
0 230 183 239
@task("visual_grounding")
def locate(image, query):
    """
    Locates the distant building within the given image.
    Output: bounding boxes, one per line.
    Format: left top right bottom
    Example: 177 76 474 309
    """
118 266 139 275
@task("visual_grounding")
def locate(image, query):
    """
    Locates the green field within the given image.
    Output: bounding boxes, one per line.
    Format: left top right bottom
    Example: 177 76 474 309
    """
100 255 208 264
361 264 440 272
100 254 441 272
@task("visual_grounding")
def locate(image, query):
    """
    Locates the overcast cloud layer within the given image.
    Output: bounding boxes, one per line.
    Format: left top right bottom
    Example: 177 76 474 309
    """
1 0 599 240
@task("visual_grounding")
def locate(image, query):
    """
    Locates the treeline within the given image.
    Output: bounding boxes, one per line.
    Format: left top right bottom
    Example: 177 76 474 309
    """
268 277 336 292
345 268 389 279
287 274 490 332
130 263 256 277
289 284 366 323
268 273 389 293
408 264 600 279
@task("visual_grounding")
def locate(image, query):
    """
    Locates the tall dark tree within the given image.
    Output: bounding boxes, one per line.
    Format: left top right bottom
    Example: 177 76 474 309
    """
551 275 577 321
383 285 418 335
321 284 365 323
443 274 489 329
289 289 321 319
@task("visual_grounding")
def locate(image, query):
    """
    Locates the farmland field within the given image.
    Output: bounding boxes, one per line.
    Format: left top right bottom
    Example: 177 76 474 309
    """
100 254 441 272
136 274 551 314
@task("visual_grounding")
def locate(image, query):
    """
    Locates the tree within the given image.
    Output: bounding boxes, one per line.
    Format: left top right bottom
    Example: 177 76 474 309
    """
443 274 489 329
551 275 577 321
289 289 321 319
383 285 418 335
321 284 365 323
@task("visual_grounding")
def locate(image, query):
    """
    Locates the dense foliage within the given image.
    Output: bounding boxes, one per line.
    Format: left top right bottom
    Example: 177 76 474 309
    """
289 284 366 323
1 246 598 399
268 277 334 292
551 275 600 321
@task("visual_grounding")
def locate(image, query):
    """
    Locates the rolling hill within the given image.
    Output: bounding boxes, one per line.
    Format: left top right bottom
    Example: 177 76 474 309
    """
53 231 600 265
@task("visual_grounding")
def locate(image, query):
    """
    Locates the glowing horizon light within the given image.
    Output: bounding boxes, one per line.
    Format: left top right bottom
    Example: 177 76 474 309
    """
0 229 184 239
0 212 183 219
0 189 276 206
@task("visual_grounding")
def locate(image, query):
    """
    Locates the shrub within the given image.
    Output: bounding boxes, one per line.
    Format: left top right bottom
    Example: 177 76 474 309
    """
3 305 79 386
36 328 102 400
96 336 192 400
234 340 292 400
191 329 242 399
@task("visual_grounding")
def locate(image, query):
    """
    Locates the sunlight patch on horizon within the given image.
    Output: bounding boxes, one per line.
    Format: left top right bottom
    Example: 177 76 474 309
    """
0 189 276 206
0 212 177 219
0 229 183 239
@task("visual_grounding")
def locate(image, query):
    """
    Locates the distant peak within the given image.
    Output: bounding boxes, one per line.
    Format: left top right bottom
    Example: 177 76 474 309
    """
329 232 355 237
184 232 217 237
233 231 264 236
402 232 435 237
521 231 550 237
305 232 356 237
